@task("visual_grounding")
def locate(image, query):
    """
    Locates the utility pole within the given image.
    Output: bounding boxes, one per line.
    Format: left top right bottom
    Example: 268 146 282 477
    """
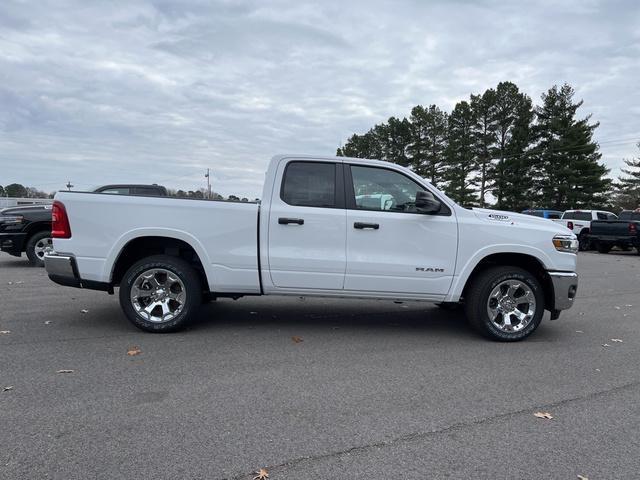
66 181 74 191
205 169 211 199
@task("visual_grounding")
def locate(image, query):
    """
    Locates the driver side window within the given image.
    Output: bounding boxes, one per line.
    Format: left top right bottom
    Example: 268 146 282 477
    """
350 165 425 213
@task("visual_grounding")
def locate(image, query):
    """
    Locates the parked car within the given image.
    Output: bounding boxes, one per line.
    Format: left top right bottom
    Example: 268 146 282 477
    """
0 184 167 266
589 210 640 254
553 209 618 251
521 209 564 220
44 155 579 342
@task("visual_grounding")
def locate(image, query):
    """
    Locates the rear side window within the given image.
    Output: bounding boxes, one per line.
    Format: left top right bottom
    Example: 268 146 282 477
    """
133 187 162 196
607 213 618 220
597 212 608 220
547 212 561 219
619 211 639 221
571 212 591 221
99 188 130 195
281 162 337 208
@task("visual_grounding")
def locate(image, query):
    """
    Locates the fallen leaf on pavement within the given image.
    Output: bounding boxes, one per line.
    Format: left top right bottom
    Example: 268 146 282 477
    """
602 343 610 347
127 346 142 356
291 336 303 343
577 475 589 480
533 411 553 420
3 386 13 392
44 321 52 325
575 330 583 333
0 330 10 334
614 306 621 310
611 338 623 343
56 369 74 374
625 304 633 307
253 468 269 480
81 309 89 314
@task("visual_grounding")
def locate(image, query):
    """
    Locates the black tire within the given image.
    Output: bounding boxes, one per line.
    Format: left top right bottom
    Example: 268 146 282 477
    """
25 231 52 267
119 255 202 332
596 242 611 254
464 266 544 341
578 233 590 251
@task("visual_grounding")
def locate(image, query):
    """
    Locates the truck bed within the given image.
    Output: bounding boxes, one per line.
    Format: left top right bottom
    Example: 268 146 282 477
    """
54 192 261 293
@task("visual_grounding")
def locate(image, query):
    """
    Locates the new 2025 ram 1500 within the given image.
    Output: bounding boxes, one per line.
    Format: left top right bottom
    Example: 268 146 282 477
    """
44 155 579 341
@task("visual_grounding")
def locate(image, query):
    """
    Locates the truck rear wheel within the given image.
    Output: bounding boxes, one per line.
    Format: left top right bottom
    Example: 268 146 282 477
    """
464 266 544 341
119 255 202 332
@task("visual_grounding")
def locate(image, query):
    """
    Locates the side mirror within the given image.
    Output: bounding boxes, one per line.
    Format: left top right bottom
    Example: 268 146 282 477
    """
415 190 441 214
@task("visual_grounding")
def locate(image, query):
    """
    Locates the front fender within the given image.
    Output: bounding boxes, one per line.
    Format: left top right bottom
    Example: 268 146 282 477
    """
445 244 552 301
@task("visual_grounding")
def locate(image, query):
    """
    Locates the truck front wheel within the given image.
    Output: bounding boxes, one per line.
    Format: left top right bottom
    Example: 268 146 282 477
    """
119 255 202 332
464 266 544 341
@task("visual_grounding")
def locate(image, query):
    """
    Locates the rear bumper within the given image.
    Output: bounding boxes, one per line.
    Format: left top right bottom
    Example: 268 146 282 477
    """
0 232 27 256
548 271 578 312
591 235 638 246
44 252 112 292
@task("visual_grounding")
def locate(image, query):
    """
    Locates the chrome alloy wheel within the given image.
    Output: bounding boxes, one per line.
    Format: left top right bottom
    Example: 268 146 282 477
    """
130 268 186 323
34 237 53 259
486 279 537 333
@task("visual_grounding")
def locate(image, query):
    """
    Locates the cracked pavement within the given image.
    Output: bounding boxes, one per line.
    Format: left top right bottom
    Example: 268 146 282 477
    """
1 251 639 479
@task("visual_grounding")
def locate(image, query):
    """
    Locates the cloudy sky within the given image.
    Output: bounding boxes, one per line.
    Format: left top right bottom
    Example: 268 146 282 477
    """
1 0 639 198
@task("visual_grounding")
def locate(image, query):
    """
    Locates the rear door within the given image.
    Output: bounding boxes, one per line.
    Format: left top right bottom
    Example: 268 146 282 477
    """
343 164 457 295
267 160 347 290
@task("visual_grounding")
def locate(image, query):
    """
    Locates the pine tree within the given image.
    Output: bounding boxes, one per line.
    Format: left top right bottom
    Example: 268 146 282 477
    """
470 90 497 207
444 101 477 205
383 117 412 166
492 82 535 210
408 105 448 188
614 143 640 209
533 84 610 210
500 93 535 211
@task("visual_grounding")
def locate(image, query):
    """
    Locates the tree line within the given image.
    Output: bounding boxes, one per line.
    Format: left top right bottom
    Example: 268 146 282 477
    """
337 82 638 212
0 183 255 203
0 184 51 198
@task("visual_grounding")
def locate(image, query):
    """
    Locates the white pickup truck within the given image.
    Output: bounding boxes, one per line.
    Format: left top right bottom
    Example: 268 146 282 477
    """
553 209 617 251
45 155 579 341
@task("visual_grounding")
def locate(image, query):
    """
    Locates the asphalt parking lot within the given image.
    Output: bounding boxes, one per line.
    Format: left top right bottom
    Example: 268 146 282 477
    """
1 251 639 480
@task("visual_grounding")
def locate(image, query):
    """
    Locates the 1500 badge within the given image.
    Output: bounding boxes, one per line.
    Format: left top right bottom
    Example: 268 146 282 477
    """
416 267 445 273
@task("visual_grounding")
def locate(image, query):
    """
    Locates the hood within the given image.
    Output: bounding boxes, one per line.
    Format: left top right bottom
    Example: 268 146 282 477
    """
471 208 573 235
0 204 52 215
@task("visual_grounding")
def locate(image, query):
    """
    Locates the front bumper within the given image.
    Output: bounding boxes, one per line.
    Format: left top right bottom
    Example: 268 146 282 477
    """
548 271 578 313
44 252 112 292
0 232 27 256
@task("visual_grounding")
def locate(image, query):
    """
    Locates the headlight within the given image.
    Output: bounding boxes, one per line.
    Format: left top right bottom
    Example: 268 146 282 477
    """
0 215 23 225
553 234 578 253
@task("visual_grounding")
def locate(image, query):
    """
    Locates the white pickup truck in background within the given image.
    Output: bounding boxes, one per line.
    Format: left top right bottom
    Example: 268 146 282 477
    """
45 155 579 341
553 209 618 251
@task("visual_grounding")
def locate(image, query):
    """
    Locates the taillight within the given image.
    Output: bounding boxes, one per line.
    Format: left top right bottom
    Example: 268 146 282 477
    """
51 200 71 239
567 221 574 230
630 223 638 235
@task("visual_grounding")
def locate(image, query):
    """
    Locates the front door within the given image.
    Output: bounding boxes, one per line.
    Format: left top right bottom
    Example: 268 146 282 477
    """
344 164 457 295
268 160 347 290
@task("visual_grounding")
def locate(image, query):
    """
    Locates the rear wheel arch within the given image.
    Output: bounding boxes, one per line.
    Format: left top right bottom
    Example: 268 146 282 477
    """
110 236 208 289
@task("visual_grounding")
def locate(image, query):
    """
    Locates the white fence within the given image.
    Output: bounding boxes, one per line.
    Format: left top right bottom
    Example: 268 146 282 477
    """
0 197 53 208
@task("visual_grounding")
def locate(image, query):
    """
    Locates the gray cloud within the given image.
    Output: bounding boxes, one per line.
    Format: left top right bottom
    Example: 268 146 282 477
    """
1 0 639 197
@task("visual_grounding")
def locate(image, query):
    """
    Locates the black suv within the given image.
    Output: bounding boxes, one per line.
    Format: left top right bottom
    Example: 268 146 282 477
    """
0 184 167 266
